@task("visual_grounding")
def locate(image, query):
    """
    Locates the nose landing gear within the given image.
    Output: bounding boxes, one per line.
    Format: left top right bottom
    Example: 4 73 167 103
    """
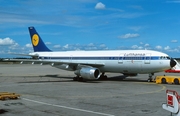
148 73 154 82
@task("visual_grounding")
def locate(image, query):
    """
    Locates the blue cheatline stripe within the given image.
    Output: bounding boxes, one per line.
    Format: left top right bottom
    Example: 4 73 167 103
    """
38 56 169 60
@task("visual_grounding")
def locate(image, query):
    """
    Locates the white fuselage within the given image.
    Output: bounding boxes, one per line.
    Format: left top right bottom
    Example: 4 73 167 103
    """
30 50 171 74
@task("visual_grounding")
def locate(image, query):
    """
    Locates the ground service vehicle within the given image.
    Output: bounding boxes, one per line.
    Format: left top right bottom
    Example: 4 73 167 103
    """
155 75 180 84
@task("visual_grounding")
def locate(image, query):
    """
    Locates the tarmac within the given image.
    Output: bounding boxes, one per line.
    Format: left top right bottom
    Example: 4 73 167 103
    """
0 64 179 116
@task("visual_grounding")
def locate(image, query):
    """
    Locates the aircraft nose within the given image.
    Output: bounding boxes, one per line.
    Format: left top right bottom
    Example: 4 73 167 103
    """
170 58 176 67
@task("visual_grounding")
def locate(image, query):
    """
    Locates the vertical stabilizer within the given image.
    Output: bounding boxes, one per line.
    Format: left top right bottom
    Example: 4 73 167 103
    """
28 27 51 52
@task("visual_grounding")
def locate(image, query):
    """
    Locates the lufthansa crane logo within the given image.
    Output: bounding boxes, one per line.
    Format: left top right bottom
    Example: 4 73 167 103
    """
32 34 39 46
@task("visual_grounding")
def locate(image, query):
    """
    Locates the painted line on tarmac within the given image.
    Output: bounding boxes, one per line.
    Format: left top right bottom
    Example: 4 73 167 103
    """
133 82 166 95
22 98 115 116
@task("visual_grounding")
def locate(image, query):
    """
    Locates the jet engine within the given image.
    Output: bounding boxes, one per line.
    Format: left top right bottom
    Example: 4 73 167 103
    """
74 67 100 80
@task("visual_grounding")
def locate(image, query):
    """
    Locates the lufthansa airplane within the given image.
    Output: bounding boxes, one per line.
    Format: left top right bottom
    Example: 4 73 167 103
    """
7 27 177 81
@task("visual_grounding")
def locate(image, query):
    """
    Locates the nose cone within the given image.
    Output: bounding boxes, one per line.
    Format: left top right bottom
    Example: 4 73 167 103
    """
170 58 176 67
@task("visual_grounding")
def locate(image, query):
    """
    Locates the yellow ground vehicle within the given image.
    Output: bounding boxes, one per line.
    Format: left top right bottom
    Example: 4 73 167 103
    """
0 92 20 100
155 76 180 84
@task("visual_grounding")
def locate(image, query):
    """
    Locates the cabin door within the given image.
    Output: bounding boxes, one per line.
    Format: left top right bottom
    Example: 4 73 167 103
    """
118 53 124 64
70 55 73 62
144 53 151 64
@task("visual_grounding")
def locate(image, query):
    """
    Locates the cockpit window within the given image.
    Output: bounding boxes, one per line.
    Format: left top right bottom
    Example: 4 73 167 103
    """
160 56 171 59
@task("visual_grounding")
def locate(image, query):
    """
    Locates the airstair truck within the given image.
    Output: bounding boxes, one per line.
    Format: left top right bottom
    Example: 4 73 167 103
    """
162 90 180 116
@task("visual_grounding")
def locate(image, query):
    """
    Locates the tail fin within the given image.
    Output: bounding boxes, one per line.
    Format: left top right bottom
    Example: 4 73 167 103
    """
28 26 51 52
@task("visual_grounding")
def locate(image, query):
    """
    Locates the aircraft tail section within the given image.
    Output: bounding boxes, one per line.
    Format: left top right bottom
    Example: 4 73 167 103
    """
28 27 51 52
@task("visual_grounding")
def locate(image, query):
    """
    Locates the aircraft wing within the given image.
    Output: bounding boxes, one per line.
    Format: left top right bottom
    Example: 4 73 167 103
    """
3 58 105 67
9 53 39 59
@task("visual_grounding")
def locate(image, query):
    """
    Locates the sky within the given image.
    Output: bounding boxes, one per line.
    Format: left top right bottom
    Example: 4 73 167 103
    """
1 0 180 58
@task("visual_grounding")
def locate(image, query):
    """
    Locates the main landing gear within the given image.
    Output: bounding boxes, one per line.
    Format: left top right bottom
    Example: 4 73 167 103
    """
73 76 84 82
148 73 154 82
98 72 108 80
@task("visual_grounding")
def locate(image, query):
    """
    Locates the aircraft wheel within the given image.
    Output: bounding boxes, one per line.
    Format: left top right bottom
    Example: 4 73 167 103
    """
103 75 107 79
174 78 179 85
161 78 167 84
100 75 108 80
100 75 107 80
148 73 154 82
147 78 153 82
73 76 79 81
78 77 85 82
99 73 108 80
73 77 78 81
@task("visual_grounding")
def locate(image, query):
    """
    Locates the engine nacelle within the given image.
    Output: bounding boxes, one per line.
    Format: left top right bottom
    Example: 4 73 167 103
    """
74 67 100 80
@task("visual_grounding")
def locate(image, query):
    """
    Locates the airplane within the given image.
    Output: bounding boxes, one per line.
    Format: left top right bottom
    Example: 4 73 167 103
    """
6 26 177 82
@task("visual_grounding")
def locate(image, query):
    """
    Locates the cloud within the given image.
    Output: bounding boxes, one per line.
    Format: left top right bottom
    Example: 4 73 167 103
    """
54 45 61 48
45 42 51 45
99 44 106 48
63 44 69 49
95 2 123 12
131 45 138 49
108 8 124 12
128 26 142 31
144 44 149 47
95 2 106 10
130 42 151 50
118 33 140 39
131 45 143 49
0 37 16 45
0 14 51 25
115 13 147 19
164 46 170 50
172 48 179 52
155 45 162 50
166 0 180 3
88 43 94 47
51 43 109 51
25 44 32 48
140 42 143 45
171 40 178 43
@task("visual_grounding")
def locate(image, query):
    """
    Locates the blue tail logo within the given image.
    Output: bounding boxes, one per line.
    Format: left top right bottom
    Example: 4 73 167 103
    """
28 27 51 52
